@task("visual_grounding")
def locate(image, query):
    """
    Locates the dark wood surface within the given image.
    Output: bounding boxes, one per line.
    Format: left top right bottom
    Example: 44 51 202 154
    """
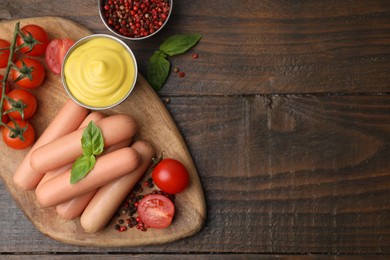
1 0 390 258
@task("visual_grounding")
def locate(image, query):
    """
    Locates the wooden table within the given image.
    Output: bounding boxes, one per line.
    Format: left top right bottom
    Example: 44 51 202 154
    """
1 0 389 258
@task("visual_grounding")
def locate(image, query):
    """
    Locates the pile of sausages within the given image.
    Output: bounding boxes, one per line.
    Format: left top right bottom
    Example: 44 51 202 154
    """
13 99 154 233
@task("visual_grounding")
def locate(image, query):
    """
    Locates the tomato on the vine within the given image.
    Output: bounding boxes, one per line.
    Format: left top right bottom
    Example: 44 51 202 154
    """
17 24 49 56
0 39 11 68
11 58 45 89
45 38 75 75
2 119 35 150
4 89 37 120
137 194 175 229
152 158 190 194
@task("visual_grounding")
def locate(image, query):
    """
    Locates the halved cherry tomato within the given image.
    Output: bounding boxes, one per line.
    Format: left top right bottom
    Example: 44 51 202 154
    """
2 119 35 150
17 24 49 56
45 38 75 75
137 194 175 228
152 158 190 194
4 89 37 120
11 58 45 89
0 39 11 68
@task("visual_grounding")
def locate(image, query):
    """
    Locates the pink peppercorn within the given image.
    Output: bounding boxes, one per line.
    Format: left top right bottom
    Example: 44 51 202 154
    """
102 0 171 38
118 226 127 232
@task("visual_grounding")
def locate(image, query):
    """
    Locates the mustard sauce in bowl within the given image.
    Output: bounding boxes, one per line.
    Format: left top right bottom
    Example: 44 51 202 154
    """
62 34 137 110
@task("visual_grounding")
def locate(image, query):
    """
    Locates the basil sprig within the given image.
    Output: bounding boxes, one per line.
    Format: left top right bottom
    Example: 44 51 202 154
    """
147 33 202 91
70 121 104 184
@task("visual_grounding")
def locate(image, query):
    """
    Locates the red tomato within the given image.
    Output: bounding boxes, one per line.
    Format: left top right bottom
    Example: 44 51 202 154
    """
152 158 190 194
4 89 37 120
0 39 11 68
11 58 45 89
0 75 9 124
17 24 49 56
2 119 35 150
45 38 75 75
137 194 175 228
1 114 9 125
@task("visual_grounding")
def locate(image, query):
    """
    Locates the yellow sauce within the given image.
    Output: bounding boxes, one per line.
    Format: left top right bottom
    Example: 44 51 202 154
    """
64 37 136 108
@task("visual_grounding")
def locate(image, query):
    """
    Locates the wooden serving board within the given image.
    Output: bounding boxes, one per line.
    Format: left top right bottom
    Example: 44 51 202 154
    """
0 17 206 247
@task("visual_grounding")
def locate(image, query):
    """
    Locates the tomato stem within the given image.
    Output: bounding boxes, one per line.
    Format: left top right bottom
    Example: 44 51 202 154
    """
16 30 40 55
144 152 164 176
6 117 27 141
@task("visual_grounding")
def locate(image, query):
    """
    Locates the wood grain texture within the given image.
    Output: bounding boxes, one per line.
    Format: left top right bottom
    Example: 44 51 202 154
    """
0 0 389 256
0 17 206 247
1 255 390 260
1 95 390 253
2 1 389 95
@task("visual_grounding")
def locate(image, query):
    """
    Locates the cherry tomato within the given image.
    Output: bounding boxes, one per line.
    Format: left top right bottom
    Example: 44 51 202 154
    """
152 158 190 194
45 38 75 75
0 75 9 125
0 39 11 68
2 119 35 150
17 24 49 56
11 58 45 89
137 194 175 228
4 89 37 120
1 113 9 126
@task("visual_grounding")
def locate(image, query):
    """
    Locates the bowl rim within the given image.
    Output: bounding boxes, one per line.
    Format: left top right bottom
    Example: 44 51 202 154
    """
97 0 173 41
61 34 138 110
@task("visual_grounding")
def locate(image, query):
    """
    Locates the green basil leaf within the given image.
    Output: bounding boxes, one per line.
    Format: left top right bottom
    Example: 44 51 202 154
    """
159 34 202 56
147 50 170 91
70 154 96 184
81 121 104 156
70 121 104 184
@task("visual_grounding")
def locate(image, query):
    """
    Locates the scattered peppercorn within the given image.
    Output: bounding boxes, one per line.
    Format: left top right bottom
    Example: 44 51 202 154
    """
102 0 171 38
173 67 179 73
114 154 175 232
179 71 185 77
119 226 127 232
192 53 199 59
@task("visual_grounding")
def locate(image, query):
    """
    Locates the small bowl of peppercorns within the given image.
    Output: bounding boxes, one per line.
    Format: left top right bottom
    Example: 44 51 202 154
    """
98 0 172 40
